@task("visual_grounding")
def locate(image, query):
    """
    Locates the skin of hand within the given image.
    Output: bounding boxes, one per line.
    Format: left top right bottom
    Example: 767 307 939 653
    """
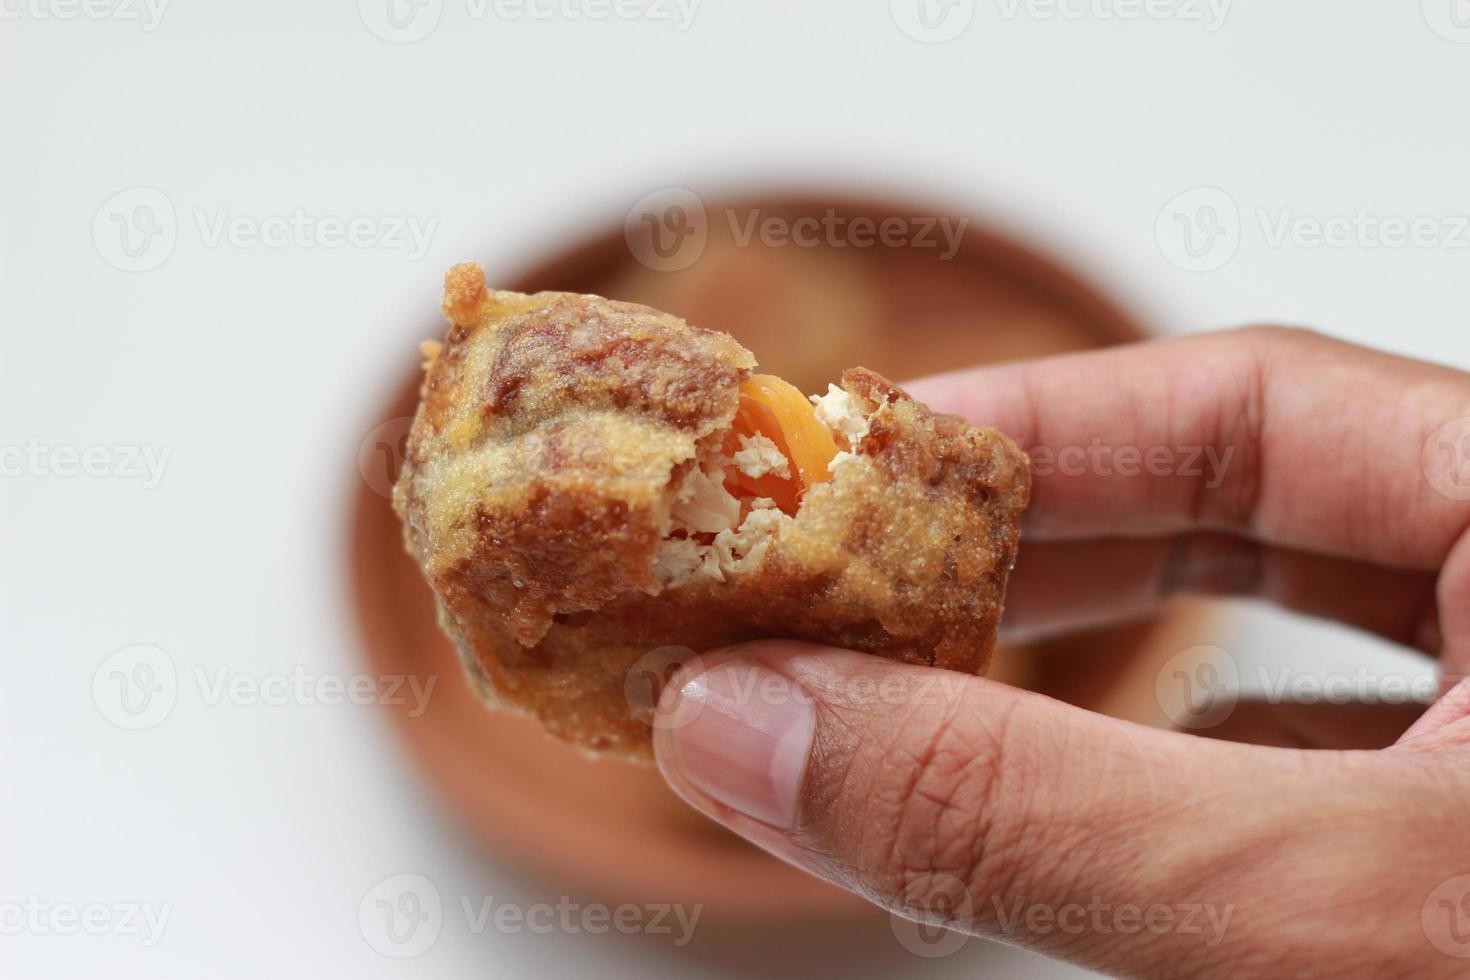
651 327 1470 978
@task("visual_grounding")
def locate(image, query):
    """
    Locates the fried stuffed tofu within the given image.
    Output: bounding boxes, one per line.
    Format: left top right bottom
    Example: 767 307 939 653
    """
393 262 1031 760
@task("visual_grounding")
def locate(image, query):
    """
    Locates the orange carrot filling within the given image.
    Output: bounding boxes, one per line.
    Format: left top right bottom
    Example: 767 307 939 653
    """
722 374 838 515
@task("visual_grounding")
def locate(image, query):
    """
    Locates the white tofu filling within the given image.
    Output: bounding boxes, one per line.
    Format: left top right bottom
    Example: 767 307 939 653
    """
730 433 790 480
655 382 879 589
656 495 793 588
810 383 871 449
669 463 741 534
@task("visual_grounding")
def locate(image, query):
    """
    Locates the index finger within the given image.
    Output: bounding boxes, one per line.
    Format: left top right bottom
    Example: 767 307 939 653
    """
904 326 1470 571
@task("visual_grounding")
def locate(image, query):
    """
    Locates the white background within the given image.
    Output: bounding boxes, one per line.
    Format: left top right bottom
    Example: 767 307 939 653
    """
2 0 1465 976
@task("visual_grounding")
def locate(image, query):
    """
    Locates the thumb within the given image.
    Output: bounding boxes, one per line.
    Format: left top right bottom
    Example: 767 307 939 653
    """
651 642 1432 974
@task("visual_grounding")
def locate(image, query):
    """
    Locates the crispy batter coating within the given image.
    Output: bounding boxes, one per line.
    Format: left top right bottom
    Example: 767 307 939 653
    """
394 263 1031 760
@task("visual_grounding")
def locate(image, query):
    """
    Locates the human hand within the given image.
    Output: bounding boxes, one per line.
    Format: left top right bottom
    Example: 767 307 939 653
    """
652 327 1470 977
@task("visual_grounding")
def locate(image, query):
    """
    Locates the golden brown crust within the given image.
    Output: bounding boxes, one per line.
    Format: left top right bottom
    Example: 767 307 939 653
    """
397 263 755 649
394 263 1030 761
